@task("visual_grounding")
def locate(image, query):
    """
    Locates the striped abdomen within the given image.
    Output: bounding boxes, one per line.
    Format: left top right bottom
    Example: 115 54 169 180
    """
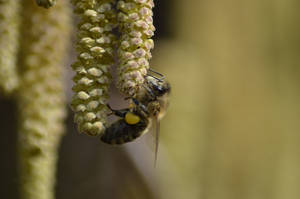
100 118 149 145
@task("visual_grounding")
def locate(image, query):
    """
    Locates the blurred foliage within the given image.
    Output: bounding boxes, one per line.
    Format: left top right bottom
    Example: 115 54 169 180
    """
155 0 300 199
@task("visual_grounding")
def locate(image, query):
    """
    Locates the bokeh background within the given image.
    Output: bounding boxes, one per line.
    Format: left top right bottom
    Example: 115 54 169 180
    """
2 0 300 198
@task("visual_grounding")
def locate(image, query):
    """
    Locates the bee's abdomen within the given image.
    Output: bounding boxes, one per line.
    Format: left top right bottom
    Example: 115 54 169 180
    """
100 119 148 145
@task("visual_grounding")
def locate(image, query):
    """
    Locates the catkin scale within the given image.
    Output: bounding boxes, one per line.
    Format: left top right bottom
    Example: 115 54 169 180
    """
71 0 117 136
117 0 155 96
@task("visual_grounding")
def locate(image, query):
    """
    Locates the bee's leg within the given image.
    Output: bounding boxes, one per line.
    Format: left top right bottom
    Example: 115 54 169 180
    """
132 98 149 114
107 104 129 118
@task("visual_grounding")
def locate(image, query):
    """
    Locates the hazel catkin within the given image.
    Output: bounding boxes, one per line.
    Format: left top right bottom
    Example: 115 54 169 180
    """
71 0 117 136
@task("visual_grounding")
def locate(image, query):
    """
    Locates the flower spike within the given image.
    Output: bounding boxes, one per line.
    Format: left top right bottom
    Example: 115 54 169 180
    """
18 0 71 198
71 0 118 136
116 0 155 96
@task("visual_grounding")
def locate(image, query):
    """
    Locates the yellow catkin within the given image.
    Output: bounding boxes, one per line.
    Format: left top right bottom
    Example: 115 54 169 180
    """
0 0 21 95
71 0 117 136
18 1 71 199
117 0 155 96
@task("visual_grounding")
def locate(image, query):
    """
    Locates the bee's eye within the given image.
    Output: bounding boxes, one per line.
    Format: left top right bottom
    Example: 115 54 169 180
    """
125 112 140 125
157 87 165 94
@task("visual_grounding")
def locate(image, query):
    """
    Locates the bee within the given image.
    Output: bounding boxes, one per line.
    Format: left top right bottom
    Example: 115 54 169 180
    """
100 102 150 145
100 69 170 161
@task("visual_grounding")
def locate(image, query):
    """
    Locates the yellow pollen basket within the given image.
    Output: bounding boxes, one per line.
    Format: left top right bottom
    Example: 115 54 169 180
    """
125 112 140 125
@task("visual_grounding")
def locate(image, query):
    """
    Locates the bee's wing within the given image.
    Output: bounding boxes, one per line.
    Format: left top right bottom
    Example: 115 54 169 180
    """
144 117 160 166
154 117 160 167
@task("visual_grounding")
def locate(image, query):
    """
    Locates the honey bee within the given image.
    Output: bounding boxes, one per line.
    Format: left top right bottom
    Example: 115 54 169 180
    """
100 69 170 162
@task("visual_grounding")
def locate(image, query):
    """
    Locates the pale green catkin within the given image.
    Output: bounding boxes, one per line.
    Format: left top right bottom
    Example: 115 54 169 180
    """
18 1 71 199
0 0 20 95
117 0 155 96
35 0 56 8
71 0 117 136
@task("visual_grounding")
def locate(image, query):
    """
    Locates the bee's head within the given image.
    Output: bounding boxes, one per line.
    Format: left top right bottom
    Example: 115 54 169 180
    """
146 76 171 97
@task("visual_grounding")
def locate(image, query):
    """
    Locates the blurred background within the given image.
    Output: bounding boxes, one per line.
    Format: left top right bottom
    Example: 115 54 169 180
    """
2 0 300 198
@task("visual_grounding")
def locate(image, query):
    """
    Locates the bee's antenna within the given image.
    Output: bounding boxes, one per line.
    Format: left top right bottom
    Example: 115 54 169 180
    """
147 74 163 82
149 68 165 79
148 69 165 82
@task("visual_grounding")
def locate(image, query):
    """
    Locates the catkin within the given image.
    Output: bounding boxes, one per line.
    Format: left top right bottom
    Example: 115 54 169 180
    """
0 0 20 95
117 0 155 96
71 0 117 136
18 1 71 199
